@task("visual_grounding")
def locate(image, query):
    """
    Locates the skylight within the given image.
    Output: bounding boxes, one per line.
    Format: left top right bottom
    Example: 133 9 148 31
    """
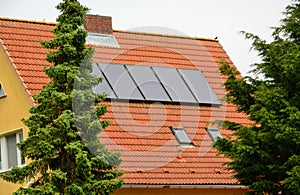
86 33 120 48
92 63 221 105
206 128 222 142
170 126 194 147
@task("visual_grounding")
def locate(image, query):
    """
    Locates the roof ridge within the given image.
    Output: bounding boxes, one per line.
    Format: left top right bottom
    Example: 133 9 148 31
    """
113 29 218 42
0 17 217 42
0 17 56 25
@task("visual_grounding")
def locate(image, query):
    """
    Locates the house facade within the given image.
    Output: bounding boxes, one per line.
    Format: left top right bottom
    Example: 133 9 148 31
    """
0 33 34 195
0 15 249 194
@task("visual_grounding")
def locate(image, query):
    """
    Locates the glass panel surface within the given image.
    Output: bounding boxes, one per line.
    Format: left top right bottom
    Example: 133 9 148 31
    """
178 69 220 105
7 135 17 168
153 67 196 103
207 128 222 142
92 63 116 98
127 65 170 101
99 64 144 100
174 129 192 144
86 33 120 48
171 126 192 145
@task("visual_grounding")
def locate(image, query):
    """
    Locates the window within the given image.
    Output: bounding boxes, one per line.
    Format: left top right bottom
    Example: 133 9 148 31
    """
206 128 222 142
170 126 194 147
0 131 24 172
86 33 120 48
0 83 6 98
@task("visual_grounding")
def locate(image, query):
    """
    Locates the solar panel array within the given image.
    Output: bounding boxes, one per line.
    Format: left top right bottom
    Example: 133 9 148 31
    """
92 63 221 105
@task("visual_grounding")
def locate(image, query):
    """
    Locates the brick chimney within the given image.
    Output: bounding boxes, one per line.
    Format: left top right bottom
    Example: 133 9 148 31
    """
84 15 113 34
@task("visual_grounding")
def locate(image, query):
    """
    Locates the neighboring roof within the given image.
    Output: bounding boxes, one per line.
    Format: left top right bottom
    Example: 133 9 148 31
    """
0 18 53 96
0 17 249 186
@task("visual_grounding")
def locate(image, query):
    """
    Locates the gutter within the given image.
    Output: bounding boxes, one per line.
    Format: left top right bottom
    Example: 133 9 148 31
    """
122 184 248 189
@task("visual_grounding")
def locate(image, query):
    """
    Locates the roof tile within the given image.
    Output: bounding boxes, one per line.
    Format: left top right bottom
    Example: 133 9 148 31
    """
0 17 250 186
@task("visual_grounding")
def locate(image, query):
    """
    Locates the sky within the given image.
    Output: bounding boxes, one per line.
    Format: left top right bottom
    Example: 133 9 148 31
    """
0 0 291 76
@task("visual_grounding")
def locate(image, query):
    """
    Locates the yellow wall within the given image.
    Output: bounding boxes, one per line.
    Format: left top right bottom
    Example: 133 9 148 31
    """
115 187 248 195
0 46 32 194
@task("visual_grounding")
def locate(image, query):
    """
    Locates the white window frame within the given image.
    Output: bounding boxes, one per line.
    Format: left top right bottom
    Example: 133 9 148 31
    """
0 128 25 172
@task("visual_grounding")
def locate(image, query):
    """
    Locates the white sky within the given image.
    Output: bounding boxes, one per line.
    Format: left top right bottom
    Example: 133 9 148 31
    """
0 0 291 76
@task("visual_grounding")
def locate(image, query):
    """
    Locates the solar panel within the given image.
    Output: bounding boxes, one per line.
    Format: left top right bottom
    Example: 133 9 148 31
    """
91 63 116 98
178 69 220 105
91 63 221 106
152 67 197 103
126 65 171 101
99 63 144 100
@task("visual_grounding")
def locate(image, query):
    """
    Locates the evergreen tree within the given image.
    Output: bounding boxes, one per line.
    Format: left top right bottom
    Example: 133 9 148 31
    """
0 0 123 194
214 1 300 194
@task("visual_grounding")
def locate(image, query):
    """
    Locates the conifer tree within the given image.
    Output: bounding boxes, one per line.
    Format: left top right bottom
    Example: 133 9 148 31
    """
215 0 300 194
0 0 123 194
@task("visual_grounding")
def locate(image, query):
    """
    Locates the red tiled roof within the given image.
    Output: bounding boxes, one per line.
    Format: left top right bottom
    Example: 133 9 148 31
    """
0 17 250 186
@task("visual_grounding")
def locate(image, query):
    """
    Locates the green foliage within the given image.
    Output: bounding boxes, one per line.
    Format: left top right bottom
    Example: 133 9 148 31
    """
0 0 123 194
215 1 300 194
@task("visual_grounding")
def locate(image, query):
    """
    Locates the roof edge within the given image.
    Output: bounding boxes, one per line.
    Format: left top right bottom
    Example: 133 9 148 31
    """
113 29 218 42
122 184 248 189
0 17 56 25
0 39 34 105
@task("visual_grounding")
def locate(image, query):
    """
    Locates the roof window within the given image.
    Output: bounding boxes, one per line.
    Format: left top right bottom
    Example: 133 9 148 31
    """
0 83 6 98
86 33 120 48
206 128 222 142
170 126 194 147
